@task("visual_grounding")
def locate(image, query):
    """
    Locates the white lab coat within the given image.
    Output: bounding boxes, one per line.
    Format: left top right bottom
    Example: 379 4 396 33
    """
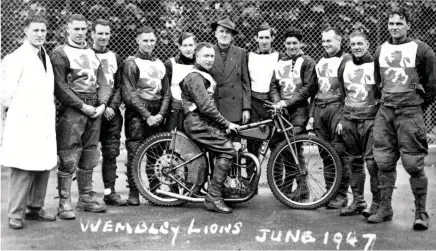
0 40 57 170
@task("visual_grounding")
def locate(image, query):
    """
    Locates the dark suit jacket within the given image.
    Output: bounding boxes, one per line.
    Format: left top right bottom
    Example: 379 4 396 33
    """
210 44 251 122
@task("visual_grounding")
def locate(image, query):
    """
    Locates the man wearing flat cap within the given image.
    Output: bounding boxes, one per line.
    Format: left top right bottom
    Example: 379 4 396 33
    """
209 16 251 125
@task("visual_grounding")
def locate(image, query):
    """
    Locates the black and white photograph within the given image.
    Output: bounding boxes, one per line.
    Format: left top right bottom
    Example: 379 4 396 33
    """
1 0 435 250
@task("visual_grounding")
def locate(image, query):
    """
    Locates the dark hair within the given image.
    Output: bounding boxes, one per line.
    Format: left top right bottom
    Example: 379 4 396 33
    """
137 26 155 37
322 27 342 38
91 19 110 32
196 42 213 53
389 7 411 23
256 23 275 37
24 15 48 28
283 27 302 41
178 32 196 45
350 30 369 41
68 14 87 24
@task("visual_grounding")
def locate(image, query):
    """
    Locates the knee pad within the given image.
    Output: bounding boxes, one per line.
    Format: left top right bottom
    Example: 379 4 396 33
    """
402 153 425 175
101 145 120 159
58 149 81 174
79 149 100 170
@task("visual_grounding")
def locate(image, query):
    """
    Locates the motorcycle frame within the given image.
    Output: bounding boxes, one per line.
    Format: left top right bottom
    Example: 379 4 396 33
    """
156 107 302 203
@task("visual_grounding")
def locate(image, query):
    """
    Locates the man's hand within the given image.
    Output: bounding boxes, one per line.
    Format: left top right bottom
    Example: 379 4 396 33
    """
335 122 343 135
155 114 164 125
242 110 250 124
272 100 287 110
81 103 96 117
146 115 160 127
103 107 115 121
90 104 106 119
228 122 240 133
306 117 314 131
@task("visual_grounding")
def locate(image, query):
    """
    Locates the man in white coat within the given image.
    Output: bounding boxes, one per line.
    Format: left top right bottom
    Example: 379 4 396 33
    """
1 15 57 229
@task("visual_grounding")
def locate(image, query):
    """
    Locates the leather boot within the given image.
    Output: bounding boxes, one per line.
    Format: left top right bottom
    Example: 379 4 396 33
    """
104 188 128 206
411 176 429 230
57 172 76 220
340 167 366 216
362 160 381 218
204 157 232 214
328 157 351 209
367 171 395 223
125 166 140 206
76 169 107 212
288 174 309 201
362 190 381 218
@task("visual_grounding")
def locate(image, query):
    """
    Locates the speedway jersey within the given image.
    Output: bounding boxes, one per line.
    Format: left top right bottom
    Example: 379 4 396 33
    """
93 48 122 110
271 52 317 108
51 39 111 109
315 50 350 102
95 50 117 88
169 57 194 101
374 38 436 107
248 51 279 94
133 57 166 101
120 52 171 119
341 53 380 119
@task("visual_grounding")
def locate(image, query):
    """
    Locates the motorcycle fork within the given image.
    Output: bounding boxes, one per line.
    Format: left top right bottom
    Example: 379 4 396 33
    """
276 115 306 176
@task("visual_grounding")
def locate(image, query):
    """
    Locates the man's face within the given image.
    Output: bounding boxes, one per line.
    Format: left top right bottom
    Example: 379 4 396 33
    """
255 29 273 53
68 20 87 44
25 22 47 48
284 37 301 57
92 24 111 48
179 36 196 59
215 25 233 46
137 32 156 54
196 46 215 70
388 14 409 41
350 36 369 58
322 30 341 56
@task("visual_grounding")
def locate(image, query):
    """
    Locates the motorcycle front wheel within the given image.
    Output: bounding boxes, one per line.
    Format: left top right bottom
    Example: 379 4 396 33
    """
267 135 342 209
132 132 188 207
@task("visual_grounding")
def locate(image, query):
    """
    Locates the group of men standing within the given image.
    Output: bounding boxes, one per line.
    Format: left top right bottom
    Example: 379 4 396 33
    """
1 6 435 232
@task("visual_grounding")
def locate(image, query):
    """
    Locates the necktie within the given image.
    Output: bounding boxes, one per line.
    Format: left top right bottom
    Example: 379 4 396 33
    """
38 49 47 71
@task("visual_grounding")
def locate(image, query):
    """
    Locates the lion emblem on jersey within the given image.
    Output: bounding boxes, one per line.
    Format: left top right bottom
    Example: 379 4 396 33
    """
100 59 115 87
138 65 165 97
384 50 410 85
317 63 334 93
74 54 97 86
346 68 372 101
277 64 297 80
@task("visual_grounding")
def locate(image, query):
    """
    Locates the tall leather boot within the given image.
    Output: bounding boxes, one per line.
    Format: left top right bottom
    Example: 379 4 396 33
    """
327 157 350 209
411 176 429 230
102 158 127 206
340 167 366 216
288 155 309 201
367 170 395 223
204 157 232 214
125 162 140 206
362 160 380 218
57 172 76 220
76 169 107 212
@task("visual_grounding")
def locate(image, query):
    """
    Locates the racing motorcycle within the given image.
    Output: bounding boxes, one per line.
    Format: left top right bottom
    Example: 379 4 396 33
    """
130 101 342 209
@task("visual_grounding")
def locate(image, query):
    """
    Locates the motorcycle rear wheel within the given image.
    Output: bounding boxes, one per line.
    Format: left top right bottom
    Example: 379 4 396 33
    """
132 133 188 207
267 135 342 209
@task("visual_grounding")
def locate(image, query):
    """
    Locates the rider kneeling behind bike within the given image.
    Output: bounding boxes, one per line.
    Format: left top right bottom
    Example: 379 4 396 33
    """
180 42 239 214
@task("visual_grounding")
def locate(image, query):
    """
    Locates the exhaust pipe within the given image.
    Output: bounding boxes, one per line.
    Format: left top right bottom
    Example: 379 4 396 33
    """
156 189 205 203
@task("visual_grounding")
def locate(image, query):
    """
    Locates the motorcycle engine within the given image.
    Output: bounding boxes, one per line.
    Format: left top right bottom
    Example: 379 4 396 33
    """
222 176 252 198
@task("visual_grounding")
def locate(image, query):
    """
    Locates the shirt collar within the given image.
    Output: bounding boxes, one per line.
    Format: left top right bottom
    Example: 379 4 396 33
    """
255 48 276 55
324 47 344 58
136 50 154 60
68 37 87 49
24 40 41 55
285 49 304 60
